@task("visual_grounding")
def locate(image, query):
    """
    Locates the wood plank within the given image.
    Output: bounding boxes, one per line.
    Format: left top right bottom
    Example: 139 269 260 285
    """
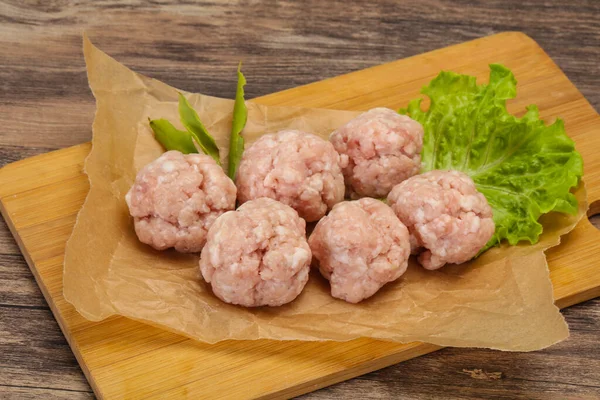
0 254 47 306
0 386 92 400
0 307 92 393
2 1 600 399
1 31 600 400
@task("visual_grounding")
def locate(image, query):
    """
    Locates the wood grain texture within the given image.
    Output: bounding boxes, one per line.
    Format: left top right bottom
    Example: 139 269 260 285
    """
0 1 599 399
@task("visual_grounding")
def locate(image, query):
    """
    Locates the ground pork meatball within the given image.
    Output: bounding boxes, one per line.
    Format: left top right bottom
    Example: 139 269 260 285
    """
308 198 411 303
125 150 236 253
236 130 346 222
330 107 424 198
387 170 495 270
200 198 311 307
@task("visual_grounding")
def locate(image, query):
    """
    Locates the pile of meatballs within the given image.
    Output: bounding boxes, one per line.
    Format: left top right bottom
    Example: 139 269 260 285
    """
126 108 495 307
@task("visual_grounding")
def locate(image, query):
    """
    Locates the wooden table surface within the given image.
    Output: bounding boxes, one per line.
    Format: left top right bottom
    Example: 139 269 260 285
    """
1 1 599 399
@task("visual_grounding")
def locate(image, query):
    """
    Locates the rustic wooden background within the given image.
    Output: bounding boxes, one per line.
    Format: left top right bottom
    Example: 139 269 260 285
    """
1 1 599 399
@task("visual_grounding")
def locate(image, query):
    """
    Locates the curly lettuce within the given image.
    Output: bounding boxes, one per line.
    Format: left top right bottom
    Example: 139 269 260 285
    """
400 64 583 249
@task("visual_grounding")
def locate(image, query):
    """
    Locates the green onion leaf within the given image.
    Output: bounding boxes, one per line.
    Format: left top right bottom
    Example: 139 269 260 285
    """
228 63 247 180
178 93 221 165
148 118 198 154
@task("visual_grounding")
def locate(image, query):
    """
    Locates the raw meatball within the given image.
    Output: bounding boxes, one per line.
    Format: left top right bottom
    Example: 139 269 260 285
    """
200 198 311 307
387 170 495 270
125 150 236 253
308 198 411 303
236 130 346 222
330 107 424 198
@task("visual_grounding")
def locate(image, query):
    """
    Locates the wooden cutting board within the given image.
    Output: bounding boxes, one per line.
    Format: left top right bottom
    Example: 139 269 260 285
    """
1 32 600 400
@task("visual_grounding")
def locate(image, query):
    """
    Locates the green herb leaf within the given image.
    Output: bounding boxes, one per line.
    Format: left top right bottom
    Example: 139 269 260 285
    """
228 63 247 180
148 118 198 154
178 92 221 165
401 64 583 250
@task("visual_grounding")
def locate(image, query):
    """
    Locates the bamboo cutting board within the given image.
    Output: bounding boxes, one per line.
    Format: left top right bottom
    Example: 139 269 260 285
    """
1 32 600 399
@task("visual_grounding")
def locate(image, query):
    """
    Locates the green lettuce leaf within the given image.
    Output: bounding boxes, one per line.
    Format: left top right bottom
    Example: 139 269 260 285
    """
400 64 583 249
228 63 247 180
178 92 221 165
148 118 198 154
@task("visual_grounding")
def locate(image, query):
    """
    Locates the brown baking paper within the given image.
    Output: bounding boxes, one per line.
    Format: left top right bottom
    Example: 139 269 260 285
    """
63 35 587 351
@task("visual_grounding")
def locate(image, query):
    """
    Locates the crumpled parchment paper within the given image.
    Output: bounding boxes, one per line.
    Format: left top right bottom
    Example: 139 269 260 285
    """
63 34 587 351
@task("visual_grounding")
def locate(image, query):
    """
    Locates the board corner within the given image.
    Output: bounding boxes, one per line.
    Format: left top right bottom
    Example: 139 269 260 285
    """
492 31 542 50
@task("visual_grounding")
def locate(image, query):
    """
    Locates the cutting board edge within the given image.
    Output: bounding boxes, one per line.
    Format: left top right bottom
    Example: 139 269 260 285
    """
254 31 538 105
0 195 106 399
255 343 442 400
2 143 600 400
0 143 92 199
